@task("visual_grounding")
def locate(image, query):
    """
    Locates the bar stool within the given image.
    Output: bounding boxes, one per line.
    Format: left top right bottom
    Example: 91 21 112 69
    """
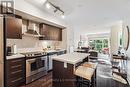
82 62 97 69
75 66 96 87
82 62 97 86
88 51 98 63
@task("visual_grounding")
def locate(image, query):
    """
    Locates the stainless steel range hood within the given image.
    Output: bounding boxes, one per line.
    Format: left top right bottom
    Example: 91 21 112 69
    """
23 21 44 37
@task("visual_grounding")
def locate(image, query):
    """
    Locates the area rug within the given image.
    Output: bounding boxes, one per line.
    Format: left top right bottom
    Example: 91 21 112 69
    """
97 64 112 78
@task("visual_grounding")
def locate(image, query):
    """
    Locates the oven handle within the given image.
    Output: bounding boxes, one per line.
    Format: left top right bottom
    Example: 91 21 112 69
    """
26 59 36 63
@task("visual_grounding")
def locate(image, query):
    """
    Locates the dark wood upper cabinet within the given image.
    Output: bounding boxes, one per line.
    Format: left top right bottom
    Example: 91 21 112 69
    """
39 24 62 41
52 27 62 41
5 16 22 39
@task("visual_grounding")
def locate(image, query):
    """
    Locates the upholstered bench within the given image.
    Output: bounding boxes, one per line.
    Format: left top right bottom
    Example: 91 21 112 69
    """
75 66 96 87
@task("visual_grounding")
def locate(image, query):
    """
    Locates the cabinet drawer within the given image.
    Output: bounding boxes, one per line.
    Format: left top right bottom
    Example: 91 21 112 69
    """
6 58 25 77
7 63 24 71
7 76 25 87
6 69 25 87
7 58 25 66
6 58 25 87
7 69 24 78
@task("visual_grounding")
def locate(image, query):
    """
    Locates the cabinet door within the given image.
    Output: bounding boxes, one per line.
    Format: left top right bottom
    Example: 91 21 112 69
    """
56 28 62 41
52 27 57 40
6 16 22 39
49 26 62 41
39 24 62 41
6 58 25 87
47 25 54 40
52 27 62 41
39 24 49 40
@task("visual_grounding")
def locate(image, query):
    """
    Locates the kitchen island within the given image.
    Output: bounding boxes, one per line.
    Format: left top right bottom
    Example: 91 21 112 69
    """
52 52 90 87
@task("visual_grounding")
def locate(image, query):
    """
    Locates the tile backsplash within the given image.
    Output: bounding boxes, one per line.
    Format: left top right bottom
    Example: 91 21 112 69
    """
7 35 63 53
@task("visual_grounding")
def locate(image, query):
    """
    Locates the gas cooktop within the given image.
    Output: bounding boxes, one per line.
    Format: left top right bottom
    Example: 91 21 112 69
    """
21 51 47 57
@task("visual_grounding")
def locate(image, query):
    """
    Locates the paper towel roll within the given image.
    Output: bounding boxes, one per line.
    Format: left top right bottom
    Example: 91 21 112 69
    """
11 44 17 54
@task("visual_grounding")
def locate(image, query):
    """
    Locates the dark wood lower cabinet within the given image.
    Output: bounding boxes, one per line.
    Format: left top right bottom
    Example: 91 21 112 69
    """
6 58 25 87
53 60 76 87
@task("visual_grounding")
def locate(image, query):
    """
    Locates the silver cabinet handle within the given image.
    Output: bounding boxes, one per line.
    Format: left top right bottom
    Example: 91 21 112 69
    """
11 70 22 74
11 78 22 83
11 65 22 68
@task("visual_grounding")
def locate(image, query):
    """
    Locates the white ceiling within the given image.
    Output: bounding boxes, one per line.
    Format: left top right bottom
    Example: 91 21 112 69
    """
25 0 130 29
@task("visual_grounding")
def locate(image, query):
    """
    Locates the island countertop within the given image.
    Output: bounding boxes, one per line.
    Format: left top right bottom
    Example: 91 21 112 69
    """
52 52 89 64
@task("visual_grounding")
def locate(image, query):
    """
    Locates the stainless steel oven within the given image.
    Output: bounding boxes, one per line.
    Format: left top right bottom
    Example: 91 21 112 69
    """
26 58 38 77
38 56 47 72
25 52 47 84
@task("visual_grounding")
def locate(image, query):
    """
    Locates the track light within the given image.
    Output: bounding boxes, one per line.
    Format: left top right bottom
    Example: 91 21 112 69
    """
45 1 65 19
54 9 58 13
46 2 51 9
61 14 65 19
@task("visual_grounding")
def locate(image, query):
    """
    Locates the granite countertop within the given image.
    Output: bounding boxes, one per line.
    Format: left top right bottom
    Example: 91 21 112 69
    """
46 49 66 53
88 50 98 53
74 49 86 52
6 49 66 60
6 54 25 60
52 52 89 64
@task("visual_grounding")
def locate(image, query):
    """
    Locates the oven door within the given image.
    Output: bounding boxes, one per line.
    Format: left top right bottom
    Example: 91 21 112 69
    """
26 58 38 77
38 56 47 72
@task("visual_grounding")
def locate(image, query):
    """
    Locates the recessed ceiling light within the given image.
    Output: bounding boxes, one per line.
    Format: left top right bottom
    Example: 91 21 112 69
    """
46 2 51 9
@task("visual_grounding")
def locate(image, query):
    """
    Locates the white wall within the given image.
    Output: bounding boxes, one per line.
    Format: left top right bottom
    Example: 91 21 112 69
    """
110 21 123 54
66 25 74 53
73 26 111 48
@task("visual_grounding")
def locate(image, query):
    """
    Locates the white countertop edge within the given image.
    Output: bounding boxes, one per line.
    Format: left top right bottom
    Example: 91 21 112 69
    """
53 58 86 65
46 49 66 53
6 49 66 60
6 54 25 60
52 53 90 64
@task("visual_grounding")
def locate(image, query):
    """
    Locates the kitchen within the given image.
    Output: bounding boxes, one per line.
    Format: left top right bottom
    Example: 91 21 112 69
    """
0 0 130 87
5 13 67 86
0 0 68 86
0 8 95 87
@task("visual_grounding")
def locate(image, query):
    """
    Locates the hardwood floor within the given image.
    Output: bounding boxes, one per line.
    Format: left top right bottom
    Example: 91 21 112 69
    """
21 72 52 87
20 64 129 87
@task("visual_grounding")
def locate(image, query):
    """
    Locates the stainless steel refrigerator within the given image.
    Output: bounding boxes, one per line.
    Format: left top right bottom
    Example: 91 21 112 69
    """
0 15 4 87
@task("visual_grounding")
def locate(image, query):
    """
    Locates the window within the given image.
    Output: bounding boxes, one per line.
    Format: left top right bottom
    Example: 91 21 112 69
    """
89 38 109 54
